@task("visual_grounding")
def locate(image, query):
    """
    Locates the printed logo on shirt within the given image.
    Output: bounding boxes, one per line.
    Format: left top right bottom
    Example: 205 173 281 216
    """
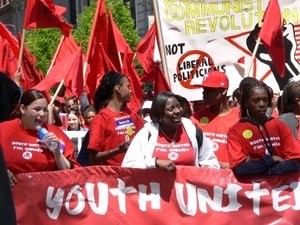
115 118 134 129
126 126 134 136
212 142 219 151
168 152 179 161
23 151 32 160
200 117 209 125
243 129 253 139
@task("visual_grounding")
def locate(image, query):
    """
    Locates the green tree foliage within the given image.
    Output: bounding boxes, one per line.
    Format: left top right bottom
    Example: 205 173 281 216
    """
25 0 140 75
73 0 140 52
25 29 61 75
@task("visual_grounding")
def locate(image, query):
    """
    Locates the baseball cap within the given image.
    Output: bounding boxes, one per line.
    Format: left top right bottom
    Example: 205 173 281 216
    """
200 71 229 89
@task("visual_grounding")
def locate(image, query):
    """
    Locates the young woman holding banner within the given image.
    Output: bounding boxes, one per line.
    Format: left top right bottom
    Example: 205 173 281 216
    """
227 80 300 176
0 89 78 186
122 92 219 170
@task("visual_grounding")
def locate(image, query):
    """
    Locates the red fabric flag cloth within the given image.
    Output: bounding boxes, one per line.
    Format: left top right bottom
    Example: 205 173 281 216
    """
154 63 171 97
84 0 109 102
258 0 285 78
49 33 79 68
0 22 19 57
17 34 44 90
85 43 116 103
107 9 134 71
121 48 143 113
136 22 157 82
0 23 20 79
0 39 18 80
33 47 83 98
23 0 73 36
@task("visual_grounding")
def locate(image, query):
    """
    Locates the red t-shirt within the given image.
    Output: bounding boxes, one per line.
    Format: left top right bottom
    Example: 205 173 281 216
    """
152 125 195 166
227 119 300 169
0 119 78 174
190 107 239 162
88 107 144 166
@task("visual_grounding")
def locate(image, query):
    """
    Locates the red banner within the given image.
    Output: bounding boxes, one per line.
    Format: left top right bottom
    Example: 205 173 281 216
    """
12 166 300 224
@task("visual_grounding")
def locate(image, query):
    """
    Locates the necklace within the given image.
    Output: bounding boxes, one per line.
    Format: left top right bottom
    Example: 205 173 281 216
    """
160 125 178 144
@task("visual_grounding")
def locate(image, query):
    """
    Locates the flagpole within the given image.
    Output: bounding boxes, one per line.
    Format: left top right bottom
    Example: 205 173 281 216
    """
46 35 65 76
49 79 65 106
244 37 261 78
118 52 123 68
152 0 171 86
14 29 26 85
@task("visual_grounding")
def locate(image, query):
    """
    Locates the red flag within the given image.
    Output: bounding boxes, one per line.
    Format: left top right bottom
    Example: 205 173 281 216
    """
107 9 134 71
136 22 157 82
47 33 80 74
0 22 19 57
85 0 109 101
258 0 285 77
121 48 143 112
85 0 108 60
154 63 171 97
16 34 44 90
85 44 116 103
33 47 83 97
0 23 19 79
0 39 18 80
23 0 73 36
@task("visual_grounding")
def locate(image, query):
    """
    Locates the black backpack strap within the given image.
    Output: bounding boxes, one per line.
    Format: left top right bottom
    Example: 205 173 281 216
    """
195 126 203 149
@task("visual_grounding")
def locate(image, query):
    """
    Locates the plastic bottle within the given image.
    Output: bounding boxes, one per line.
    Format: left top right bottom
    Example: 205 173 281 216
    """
36 126 58 152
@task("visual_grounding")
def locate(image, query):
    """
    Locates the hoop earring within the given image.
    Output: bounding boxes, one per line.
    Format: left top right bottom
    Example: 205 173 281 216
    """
246 108 250 117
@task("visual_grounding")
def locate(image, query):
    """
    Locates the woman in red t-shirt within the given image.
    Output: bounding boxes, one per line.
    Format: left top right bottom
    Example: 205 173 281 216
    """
0 89 78 186
227 80 300 176
87 71 144 166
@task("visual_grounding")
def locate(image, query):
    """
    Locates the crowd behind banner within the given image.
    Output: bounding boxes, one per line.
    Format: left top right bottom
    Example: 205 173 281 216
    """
2 0 300 224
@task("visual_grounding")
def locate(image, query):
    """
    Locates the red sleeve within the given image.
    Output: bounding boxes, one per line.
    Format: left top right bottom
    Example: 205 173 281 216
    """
46 124 81 168
227 126 247 169
87 113 106 152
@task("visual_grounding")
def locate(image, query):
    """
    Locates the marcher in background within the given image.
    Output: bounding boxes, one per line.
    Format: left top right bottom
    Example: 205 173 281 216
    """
227 81 300 176
66 108 87 131
83 105 96 128
190 71 239 169
192 99 206 113
176 95 192 118
47 99 64 128
229 88 241 109
65 96 80 113
141 100 152 123
0 89 78 186
88 71 144 166
122 92 219 170
278 80 300 140
266 86 279 118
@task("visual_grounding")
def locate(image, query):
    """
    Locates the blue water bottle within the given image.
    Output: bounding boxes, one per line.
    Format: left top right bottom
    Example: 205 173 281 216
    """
36 126 58 151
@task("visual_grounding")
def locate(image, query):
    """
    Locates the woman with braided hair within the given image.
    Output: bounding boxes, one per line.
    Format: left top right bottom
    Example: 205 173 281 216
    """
227 79 300 176
87 71 144 165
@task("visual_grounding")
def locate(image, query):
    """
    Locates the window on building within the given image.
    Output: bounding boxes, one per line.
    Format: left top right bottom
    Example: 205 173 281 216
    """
0 0 9 8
